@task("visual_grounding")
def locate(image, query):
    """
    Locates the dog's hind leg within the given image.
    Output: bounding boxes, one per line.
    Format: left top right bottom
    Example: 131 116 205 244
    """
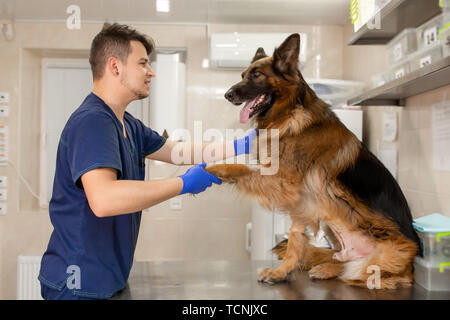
296 238 344 280
338 236 417 289
258 225 308 284
341 274 413 289
309 262 344 280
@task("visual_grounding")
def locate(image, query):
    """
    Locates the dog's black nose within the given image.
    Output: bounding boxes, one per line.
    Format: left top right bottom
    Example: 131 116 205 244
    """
224 89 235 101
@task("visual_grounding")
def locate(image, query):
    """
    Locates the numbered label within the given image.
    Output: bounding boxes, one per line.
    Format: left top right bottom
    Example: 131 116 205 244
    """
424 27 438 47
393 43 403 61
395 68 405 79
419 55 432 68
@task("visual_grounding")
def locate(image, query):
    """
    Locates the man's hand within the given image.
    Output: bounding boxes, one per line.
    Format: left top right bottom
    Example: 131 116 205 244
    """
178 163 222 195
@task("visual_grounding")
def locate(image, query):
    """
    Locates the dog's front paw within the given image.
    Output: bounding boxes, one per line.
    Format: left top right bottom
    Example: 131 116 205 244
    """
205 164 249 182
205 164 231 181
257 268 289 284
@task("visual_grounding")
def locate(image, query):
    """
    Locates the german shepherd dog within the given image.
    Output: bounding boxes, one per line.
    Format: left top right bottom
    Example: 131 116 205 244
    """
206 34 422 289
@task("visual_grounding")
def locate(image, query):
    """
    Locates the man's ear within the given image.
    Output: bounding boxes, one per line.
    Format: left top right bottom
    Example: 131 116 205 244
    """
273 33 300 74
107 56 121 76
251 47 268 63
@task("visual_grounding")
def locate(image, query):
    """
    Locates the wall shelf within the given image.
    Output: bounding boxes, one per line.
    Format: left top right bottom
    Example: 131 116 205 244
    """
347 0 442 45
347 56 450 106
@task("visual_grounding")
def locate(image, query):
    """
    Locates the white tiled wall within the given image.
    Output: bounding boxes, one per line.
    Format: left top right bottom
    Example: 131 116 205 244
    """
0 21 346 299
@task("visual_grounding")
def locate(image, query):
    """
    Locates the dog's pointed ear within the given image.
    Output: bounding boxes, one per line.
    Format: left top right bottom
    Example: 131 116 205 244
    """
251 47 267 63
273 33 300 74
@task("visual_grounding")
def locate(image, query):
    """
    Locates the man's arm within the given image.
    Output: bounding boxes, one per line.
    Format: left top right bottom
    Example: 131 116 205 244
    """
81 164 221 218
146 139 236 164
81 167 183 218
147 129 257 164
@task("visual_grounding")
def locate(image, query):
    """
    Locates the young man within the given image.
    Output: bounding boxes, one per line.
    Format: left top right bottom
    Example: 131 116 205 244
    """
38 23 255 300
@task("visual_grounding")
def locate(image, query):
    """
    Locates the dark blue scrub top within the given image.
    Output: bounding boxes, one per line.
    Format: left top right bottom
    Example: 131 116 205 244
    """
38 93 166 299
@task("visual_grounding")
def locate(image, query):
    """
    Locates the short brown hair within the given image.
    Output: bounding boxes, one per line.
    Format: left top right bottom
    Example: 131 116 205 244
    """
89 23 155 79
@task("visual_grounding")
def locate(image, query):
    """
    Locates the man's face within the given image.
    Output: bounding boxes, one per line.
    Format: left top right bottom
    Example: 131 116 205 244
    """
120 40 155 100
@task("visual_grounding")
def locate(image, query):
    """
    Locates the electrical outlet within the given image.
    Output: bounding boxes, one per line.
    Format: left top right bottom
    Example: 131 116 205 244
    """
0 92 9 103
0 176 6 187
0 125 7 164
0 203 6 215
0 189 6 201
170 197 182 210
0 106 8 117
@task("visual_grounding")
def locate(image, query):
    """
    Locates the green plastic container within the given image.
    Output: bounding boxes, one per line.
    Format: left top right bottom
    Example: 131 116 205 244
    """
413 213 450 262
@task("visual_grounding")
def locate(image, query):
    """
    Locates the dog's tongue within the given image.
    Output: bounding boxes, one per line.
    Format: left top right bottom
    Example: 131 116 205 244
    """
240 96 259 124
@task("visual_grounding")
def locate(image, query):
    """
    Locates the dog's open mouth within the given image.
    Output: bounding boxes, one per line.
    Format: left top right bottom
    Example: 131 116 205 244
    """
239 93 272 123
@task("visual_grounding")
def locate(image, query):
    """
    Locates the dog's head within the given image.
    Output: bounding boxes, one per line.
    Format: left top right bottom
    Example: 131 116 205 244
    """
224 33 305 125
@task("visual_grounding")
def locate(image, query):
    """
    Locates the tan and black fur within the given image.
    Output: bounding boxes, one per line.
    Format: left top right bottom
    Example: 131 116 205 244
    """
206 34 422 289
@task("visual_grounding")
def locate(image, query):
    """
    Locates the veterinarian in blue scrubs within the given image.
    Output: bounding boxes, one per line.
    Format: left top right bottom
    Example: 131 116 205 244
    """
38 23 255 300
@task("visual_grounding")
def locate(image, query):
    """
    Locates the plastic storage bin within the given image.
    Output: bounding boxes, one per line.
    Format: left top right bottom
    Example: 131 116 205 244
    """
352 0 391 32
441 26 450 58
413 213 450 262
416 14 443 50
416 230 450 262
409 43 443 71
386 28 417 65
440 0 450 57
306 79 365 107
444 6 450 23
442 0 450 24
414 257 450 291
440 0 450 8
389 59 410 81
371 71 390 88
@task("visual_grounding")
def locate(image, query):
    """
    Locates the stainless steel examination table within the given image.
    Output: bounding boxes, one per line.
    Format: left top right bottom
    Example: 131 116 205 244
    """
110 260 450 300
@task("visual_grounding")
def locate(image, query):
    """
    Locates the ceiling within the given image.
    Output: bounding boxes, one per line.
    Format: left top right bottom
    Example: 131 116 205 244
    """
0 0 350 25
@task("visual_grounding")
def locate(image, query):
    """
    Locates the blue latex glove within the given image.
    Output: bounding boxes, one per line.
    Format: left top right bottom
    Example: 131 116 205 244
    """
178 163 222 195
234 129 257 156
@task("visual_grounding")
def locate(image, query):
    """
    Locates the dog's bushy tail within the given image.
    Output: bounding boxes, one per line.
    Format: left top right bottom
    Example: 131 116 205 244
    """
272 224 341 261
272 239 288 260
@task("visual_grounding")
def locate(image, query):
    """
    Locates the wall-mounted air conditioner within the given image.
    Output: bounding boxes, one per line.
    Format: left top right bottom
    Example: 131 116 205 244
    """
209 32 307 69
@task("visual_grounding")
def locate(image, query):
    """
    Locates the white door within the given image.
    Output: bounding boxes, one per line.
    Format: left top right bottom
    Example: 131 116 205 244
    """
40 59 145 206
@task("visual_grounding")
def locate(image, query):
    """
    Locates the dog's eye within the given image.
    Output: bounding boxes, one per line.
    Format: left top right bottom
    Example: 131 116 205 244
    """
253 71 262 78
